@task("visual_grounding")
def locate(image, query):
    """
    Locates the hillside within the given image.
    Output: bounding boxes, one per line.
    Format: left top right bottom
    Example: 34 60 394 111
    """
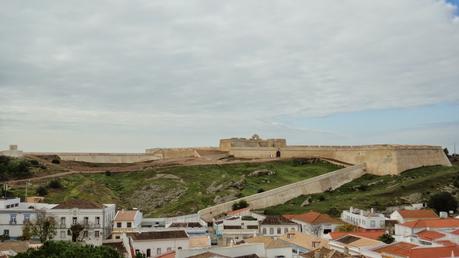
8 159 341 217
263 164 459 216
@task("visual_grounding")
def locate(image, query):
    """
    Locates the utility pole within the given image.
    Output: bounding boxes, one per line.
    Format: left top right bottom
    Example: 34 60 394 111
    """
25 180 31 199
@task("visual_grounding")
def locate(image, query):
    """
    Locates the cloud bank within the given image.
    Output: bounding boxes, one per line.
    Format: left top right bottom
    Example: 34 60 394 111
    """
0 0 458 151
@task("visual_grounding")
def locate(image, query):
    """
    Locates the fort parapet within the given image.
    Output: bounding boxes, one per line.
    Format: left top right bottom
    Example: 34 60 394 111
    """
228 144 451 175
219 134 286 152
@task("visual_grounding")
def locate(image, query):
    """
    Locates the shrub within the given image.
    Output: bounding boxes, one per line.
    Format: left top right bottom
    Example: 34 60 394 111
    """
36 186 48 196
232 200 249 210
326 207 340 217
257 188 265 193
427 192 458 214
51 159 60 164
378 233 395 244
48 180 63 189
15 241 121 258
105 171 112 176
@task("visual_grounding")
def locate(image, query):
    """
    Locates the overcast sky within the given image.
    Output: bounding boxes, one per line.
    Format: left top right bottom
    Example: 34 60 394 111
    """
1 0 459 152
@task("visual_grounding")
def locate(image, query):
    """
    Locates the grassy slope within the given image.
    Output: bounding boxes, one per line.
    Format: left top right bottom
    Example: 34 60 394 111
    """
9 160 341 217
264 165 459 215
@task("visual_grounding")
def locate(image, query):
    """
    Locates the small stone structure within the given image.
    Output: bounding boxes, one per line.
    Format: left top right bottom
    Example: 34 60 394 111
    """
219 134 286 152
0 145 24 158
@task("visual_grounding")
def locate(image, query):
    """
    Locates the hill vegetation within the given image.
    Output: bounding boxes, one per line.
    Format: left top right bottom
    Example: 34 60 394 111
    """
263 164 459 216
9 159 341 217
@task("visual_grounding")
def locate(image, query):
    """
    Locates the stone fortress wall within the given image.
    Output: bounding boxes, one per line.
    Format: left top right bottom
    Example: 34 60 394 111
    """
219 134 286 152
198 164 367 221
228 145 451 175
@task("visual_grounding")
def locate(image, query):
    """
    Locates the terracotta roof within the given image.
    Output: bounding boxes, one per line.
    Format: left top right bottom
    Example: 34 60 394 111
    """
397 209 439 219
129 230 188 240
284 211 341 225
408 245 459 258
187 252 230 258
373 242 418 257
416 230 445 241
114 210 139 221
261 215 296 225
244 236 290 249
52 199 103 209
329 230 385 240
334 234 383 248
400 218 459 229
279 231 329 250
436 240 456 247
451 229 459 235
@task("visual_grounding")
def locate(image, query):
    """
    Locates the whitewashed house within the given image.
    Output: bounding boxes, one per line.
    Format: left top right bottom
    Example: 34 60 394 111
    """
47 199 116 245
112 209 143 239
390 209 439 224
259 215 299 237
0 198 55 239
341 207 386 230
284 211 342 237
214 215 261 246
128 230 190 258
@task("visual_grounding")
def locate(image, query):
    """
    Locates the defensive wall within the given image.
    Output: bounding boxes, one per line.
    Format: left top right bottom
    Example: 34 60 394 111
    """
219 135 286 152
229 145 451 175
25 152 161 163
198 164 366 221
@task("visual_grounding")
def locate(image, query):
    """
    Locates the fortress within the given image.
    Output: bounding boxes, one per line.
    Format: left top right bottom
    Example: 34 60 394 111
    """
1 135 451 175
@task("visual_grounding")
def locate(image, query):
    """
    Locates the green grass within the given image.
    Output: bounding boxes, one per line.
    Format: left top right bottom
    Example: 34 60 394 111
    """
9 159 341 217
263 165 459 216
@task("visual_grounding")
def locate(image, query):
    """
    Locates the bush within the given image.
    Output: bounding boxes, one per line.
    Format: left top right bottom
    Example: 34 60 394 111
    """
105 171 112 176
257 188 265 193
48 180 63 189
318 195 326 201
232 200 249 210
327 207 340 217
36 186 48 196
427 192 458 214
378 233 395 244
15 241 122 258
0 156 33 180
51 159 60 164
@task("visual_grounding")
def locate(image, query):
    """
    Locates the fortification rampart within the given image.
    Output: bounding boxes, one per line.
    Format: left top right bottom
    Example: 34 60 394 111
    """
25 152 160 163
198 164 366 221
219 135 286 152
229 145 451 175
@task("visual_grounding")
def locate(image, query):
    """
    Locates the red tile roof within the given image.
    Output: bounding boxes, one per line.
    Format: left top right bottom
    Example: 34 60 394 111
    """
401 218 459 229
416 230 445 241
329 230 385 240
261 215 296 225
374 242 418 257
284 211 341 225
397 209 439 219
408 245 459 258
114 210 139 221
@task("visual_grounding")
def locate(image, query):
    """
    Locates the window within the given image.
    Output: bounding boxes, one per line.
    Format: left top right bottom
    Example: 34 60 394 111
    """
277 228 281 234
67 229 71 235
3 230 9 238
83 231 88 238
23 214 31 224
178 247 182 250
370 220 376 228
117 222 122 228
284 228 288 233
9 214 17 224
60 231 66 238
262 228 267 234
115 236 120 239
95 216 100 225
60 217 66 226
146 249 151 257
83 217 89 225
167 247 172 252
94 231 99 238
291 227 296 232
72 217 77 225
156 248 161 255
127 222 132 228
269 228 274 235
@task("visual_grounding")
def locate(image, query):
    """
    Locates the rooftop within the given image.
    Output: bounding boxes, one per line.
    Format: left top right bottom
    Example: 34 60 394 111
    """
129 230 188 240
261 215 295 225
401 218 459 229
373 242 418 257
114 210 139 221
397 209 439 219
329 230 385 240
52 199 104 209
244 236 290 249
416 230 446 241
284 211 341 225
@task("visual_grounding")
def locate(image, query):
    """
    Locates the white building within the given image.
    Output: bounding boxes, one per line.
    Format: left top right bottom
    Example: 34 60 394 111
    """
259 215 299 237
341 207 386 230
0 198 55 239
128 230 190 258
214 215 261 246
284 211 342 237
47 199 116 245
112 209 143 239
390 209 439 224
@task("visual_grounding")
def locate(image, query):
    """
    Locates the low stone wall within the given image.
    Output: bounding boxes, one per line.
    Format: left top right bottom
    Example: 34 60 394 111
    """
229 145 451 175
26 152 160 163
198 164 366 221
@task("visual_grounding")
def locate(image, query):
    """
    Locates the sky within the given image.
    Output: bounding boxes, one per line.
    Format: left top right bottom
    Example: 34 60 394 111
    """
0 0 458 153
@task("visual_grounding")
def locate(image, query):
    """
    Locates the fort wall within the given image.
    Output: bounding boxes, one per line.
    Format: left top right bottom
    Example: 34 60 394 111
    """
25 152 160 163
198 164 366 221
219 136 286 152
229 145 451 175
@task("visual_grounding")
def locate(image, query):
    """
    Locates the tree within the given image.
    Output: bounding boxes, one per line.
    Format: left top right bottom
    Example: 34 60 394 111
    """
15 241 121 258
70 223 85 242
444 148 450 157
28 211 57 243
378 233 395 244
48 179 63 189
232 200 249 210
36 186 48 196
327 207 341 217
21 222 33 240
428 192 458 214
